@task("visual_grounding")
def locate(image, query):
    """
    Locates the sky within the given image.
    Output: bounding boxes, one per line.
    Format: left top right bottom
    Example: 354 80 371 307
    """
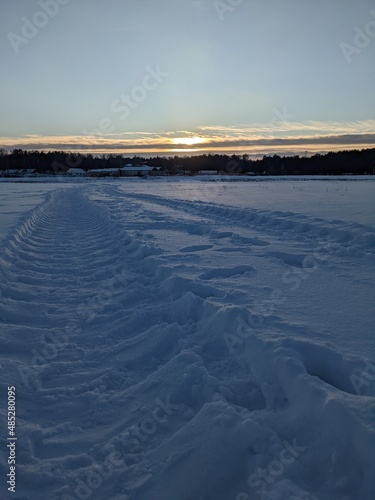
1 0 375 157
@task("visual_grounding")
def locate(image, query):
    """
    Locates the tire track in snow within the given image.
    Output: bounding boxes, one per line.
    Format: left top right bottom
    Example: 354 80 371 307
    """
1 187 260 499
0 188 178 492
117 190 375 260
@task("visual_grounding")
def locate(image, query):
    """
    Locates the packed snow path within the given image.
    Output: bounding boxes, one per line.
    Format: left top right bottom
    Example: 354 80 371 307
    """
0 182 374 500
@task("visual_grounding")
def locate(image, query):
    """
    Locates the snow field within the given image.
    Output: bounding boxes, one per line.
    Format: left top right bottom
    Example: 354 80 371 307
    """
0 178 374 500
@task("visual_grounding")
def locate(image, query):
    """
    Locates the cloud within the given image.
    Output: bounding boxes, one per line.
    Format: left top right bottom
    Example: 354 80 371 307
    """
1 120 374 155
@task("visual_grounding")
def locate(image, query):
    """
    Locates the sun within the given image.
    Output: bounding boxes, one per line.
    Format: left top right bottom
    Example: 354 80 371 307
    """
171 136 207 146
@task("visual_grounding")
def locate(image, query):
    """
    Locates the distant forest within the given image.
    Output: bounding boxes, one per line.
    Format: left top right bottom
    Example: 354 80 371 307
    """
0 148 374 176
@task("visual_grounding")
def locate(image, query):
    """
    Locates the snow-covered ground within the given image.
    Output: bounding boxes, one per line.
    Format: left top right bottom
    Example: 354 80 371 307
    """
0 177 374 500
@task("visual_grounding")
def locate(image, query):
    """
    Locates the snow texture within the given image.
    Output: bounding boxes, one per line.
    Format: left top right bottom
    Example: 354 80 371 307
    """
0 177 374 500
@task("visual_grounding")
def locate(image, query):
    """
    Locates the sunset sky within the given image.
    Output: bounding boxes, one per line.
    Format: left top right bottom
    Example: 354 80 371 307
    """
1 0 374 157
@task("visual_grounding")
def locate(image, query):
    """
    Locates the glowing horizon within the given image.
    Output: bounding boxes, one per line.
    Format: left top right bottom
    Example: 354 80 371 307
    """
1 1 374 159
1 120 374 157
171 136 208 146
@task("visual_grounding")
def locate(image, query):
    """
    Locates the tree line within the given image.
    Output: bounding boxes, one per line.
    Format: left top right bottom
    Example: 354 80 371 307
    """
0 148 374 176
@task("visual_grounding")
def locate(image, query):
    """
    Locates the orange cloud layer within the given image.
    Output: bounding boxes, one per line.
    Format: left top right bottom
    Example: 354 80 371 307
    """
1 121 374 156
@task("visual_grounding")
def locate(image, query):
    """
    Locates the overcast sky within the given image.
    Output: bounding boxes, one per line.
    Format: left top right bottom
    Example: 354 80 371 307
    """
1 0 374 156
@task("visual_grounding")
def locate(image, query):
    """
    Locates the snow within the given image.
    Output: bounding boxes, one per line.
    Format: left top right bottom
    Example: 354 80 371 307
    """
0 177 374 500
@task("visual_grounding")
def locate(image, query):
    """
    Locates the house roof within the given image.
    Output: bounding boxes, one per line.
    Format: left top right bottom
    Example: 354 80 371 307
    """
120 165 156 172
87 168 120 174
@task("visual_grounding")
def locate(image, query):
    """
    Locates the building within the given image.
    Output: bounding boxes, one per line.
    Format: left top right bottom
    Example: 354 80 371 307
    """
66 168 85 176
120 165 162 176
85 168 121 177
198 170 219 175
0 169 22 177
